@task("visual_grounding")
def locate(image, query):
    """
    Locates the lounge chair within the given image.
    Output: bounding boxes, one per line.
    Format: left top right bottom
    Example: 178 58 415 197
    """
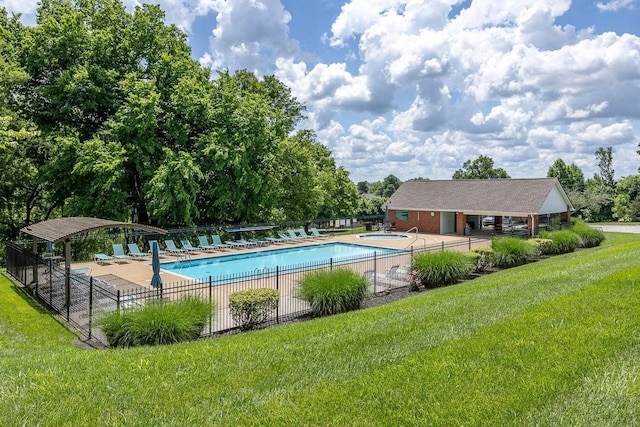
278 232 299 243
225 239 248 248
365 265 408 291
180 239 201 252
71 267 91 278
112 244 132 263
147 240 168 255
197 235 217 251
211 235 231 249
296 228 317 239
164 239 186 254
265 235 286 244
94 253 114 265
127 243 150 259
236 238 260 247
288 229 310 240
249 238 270 246
310 227 329 239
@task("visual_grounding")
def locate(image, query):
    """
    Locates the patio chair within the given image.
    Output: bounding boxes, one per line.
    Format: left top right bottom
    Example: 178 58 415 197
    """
310 227 329 239
278 232 300 243
147 240 168 255
249 238 270 246
225 239 248 248
211 234 231 249
127 243 150 259
94 253 114 265
164 239 186 254
112 244 132 263
265 235 287 244
236 238 260 247
296 228 317 239
364 265 409 292
180 239 201 252
287 229 309 240
197 235 217 251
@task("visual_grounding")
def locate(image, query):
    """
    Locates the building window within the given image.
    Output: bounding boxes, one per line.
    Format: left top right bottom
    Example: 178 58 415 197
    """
396 210 409 220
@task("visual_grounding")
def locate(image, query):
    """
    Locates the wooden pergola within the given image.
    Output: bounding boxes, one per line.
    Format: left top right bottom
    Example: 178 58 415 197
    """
21 217 166 306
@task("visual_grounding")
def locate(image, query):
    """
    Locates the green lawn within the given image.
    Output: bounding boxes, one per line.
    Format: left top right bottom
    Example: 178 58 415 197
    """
2 233 640 426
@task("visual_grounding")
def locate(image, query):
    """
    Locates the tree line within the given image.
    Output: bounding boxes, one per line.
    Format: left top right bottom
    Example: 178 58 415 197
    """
0 0 359 241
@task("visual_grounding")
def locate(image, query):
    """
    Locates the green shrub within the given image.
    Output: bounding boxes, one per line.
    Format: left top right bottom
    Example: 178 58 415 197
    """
229 288 279 331
100 296 212 348
299 268 369 317
527 238 554 256
411 251 473 289
491 237 536 268
469 247 495 272
539 229 582 254
571 219 606 248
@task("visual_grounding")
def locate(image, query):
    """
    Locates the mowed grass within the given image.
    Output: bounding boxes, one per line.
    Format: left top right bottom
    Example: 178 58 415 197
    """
1 232 640 426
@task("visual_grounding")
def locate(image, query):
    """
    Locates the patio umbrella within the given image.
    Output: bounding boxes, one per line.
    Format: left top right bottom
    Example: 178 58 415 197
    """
150 241 162 289
384 204 390 224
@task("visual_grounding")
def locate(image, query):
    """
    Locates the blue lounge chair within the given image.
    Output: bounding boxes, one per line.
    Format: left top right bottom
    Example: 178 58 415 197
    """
278 232 299 243
211 235 231 249
164 239 186 254
287 229 309 240
180 239 200 252
112 244 132 263
265 235 286 244
236 239 259 247
94 253 114 264
127 243 150 259
310 227 329 239
225 239 247 248
198 235 217 251
296 228 317 239
148 240 167 255
249 238 270 246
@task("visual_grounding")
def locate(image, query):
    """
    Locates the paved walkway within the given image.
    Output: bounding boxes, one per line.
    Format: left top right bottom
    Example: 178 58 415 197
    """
595 225 640 234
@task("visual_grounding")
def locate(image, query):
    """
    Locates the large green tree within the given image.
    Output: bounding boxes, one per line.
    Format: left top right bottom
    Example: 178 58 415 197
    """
546 159 585 192
452 155 510 179
1 0 356 236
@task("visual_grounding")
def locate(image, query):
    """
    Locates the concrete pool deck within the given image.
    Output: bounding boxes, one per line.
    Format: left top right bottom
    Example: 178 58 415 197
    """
71 231 490 290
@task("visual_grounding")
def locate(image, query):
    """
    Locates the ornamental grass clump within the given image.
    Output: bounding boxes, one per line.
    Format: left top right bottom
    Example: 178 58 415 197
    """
229 288 279 331
527 238 554 257
491 236 536 268
299 268 369 317
539 229 582 254
411 250 473 289
100 296 212 348
469 247 495 272
571 219 606 248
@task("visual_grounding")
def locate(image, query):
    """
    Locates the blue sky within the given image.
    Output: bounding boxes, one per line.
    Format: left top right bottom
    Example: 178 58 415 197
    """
3 0 640 183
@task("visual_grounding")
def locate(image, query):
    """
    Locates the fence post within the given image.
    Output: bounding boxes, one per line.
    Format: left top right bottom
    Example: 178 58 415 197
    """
88 276 93 340
469 237 471 251
276 266 280 325
116 289 121 312
373 252 377 291
441 241 444 251
330 258 333 271
208 276 213 337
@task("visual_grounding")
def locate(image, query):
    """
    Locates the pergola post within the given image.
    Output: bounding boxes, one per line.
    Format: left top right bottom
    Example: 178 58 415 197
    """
32 237 38 284
64 239 71 310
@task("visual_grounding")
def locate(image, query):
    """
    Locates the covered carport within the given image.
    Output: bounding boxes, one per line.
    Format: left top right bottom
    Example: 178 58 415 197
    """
20 217 166 308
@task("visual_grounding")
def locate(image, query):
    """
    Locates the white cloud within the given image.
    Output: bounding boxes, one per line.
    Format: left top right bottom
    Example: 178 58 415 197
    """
597 0 637 12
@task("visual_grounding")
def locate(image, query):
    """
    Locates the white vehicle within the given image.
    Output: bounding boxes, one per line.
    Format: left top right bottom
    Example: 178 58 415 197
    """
482 216 512 227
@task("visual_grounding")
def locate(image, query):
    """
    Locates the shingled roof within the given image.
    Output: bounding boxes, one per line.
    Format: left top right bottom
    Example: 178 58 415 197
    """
387 178 573 216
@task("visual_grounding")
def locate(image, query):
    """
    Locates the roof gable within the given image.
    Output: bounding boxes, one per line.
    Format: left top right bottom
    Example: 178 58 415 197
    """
387 178 572 216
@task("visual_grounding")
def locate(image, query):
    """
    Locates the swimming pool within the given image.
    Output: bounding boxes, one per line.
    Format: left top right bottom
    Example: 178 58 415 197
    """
161 242 399 279
358 233 410 240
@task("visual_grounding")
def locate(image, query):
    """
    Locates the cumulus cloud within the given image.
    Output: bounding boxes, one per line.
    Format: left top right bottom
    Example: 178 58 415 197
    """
597 0 637 12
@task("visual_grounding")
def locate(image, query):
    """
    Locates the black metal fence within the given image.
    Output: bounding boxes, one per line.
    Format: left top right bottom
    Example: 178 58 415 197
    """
5 237 488 347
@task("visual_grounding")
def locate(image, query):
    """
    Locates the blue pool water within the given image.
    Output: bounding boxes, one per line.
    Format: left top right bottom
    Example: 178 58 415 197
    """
161 242 398 279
